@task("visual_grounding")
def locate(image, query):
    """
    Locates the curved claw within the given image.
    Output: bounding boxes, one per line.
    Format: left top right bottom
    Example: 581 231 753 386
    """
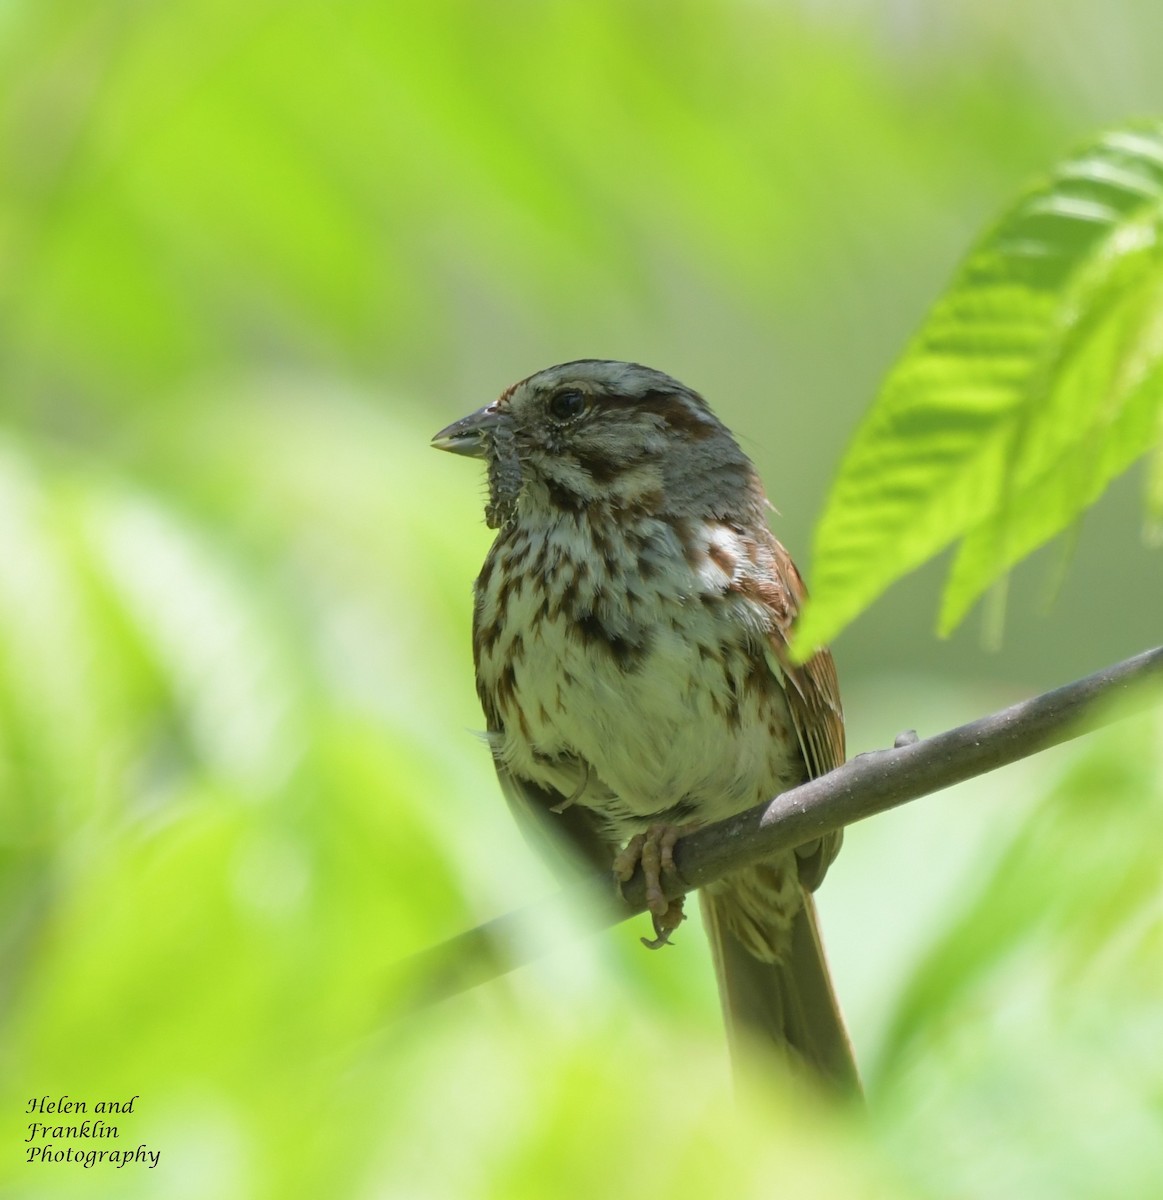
640 896 686 949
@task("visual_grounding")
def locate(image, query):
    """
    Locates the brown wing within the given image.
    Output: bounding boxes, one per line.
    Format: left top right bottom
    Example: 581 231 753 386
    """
760 535 845 778
741 530 846 889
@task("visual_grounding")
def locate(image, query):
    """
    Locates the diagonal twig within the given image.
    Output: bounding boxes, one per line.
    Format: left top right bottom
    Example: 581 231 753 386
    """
399 646 1163 1007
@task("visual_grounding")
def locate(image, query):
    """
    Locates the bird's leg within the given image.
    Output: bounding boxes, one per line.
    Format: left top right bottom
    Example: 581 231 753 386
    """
613 823 694 949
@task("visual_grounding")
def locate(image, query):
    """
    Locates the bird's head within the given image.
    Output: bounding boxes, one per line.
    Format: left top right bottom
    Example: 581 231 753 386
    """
432 360 762 528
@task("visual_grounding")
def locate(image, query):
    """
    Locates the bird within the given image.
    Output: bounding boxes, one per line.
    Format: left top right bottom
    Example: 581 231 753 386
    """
432 359 859 1093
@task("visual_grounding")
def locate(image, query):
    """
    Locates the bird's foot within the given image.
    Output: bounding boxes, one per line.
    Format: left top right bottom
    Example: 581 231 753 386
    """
613 823 693 949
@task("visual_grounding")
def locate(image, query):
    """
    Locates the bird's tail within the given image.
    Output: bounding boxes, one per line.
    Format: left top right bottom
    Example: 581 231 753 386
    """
700 884 861 1095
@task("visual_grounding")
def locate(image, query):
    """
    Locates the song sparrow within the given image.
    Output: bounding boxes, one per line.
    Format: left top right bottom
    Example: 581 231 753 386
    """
433 360 858 1091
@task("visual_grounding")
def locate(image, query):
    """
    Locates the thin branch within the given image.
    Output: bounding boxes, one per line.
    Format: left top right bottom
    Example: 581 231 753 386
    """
399 646 1163 1007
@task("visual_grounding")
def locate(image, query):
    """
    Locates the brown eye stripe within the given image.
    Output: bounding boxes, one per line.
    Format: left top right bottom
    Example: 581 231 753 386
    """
631 390 716 440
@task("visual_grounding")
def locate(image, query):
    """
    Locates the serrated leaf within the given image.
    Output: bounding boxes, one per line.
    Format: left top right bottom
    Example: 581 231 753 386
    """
797 124 1163 653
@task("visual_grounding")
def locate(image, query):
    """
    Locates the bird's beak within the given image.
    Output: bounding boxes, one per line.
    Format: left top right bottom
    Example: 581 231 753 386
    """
431 403 504 459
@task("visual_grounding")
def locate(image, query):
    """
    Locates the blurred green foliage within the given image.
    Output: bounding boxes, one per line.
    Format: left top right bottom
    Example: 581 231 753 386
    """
0 2 1161 1198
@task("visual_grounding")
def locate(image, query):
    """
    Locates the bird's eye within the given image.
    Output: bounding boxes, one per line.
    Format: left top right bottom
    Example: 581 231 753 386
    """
548 388 586 421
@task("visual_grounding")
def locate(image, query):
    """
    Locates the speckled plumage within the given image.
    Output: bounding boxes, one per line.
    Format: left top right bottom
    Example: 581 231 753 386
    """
434 360 858 1089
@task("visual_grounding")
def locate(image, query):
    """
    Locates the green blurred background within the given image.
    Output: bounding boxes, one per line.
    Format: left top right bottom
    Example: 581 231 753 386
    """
1 2 1161 1197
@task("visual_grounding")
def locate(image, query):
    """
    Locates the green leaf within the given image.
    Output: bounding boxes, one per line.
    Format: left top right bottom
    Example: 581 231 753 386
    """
797 124 1163 652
